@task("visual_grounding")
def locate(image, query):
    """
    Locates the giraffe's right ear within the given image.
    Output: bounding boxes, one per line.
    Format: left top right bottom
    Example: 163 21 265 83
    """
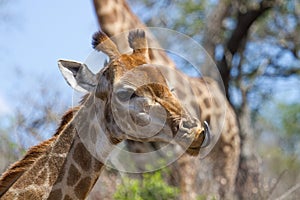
58 59 97 93
128 29 149 62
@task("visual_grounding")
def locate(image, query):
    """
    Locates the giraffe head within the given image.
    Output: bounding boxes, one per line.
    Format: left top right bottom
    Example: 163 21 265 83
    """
58 29 210 156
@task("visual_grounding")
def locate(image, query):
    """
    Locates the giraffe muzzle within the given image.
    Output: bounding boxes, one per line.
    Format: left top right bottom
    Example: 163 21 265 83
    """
181 120 211 156
178 117 211 151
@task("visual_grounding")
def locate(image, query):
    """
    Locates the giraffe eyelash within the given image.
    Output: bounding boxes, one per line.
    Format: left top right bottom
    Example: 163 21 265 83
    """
103 59 108 66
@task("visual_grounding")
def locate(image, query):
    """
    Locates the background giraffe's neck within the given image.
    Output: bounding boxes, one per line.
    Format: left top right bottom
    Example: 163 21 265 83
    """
93 0 139 35
0 94 112 200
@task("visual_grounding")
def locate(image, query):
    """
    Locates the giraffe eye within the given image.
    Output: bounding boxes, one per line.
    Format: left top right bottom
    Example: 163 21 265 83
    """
103 59 108 66
116 89 136 101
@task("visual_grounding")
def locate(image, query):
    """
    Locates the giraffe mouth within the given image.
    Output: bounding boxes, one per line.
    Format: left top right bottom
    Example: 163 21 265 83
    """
186 146 201 156
186 121 211 156
201 121 211 148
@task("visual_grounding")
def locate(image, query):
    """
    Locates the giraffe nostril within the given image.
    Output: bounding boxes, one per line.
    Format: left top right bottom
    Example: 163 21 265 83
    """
134 112 151 126
182 120 198 129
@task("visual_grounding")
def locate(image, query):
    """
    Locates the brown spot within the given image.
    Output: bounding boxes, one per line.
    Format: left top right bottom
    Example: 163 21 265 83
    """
73 143 92 171
205 115 211 125
75 177 92 199
94 159 104 173
113 8 118 18
90 125 97 144
100 13 117 24
203 98 211 107
67 164 81 186
48 189 62 200
63 195 73 200
148 48 155 60
98 0 109 5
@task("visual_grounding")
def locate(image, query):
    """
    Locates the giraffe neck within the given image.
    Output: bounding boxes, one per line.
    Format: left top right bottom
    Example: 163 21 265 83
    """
0 94 115 200
47 134 104 199
93 0 142 37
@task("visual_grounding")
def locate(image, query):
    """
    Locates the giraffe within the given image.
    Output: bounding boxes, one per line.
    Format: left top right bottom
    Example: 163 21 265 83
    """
0 30 210 199
92 0 241 199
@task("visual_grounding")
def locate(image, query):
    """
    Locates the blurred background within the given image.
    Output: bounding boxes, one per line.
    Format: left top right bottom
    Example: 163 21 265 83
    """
0 0 300 199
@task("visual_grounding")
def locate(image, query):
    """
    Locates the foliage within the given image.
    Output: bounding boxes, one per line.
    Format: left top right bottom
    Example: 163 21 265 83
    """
256 101 300 198
132 0 209 37
259 101 300 152
279 103 300 137
114 177 143 200
0 122 20 172
196 195 217 200
114 170 179 200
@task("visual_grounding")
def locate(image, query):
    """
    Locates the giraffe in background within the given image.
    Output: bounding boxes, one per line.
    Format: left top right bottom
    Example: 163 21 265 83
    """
0 30 209 199
92 0 241 199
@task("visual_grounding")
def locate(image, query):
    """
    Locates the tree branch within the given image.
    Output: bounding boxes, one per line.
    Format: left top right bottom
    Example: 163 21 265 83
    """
227 1 273 54
220 0 274 99
274 182 300 200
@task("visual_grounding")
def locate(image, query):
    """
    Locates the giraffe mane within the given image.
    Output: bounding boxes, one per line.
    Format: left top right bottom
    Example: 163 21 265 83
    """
0 107 80 197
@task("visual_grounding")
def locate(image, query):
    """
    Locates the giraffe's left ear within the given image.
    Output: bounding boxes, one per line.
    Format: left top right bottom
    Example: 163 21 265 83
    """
58 59 97 92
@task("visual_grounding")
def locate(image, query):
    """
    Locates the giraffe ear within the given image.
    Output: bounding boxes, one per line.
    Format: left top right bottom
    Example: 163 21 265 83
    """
58 59 97 92
128 29 149 62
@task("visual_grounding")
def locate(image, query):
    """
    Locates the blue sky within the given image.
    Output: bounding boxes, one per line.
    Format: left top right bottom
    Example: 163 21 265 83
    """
0 1 299 118
0 0 98 115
